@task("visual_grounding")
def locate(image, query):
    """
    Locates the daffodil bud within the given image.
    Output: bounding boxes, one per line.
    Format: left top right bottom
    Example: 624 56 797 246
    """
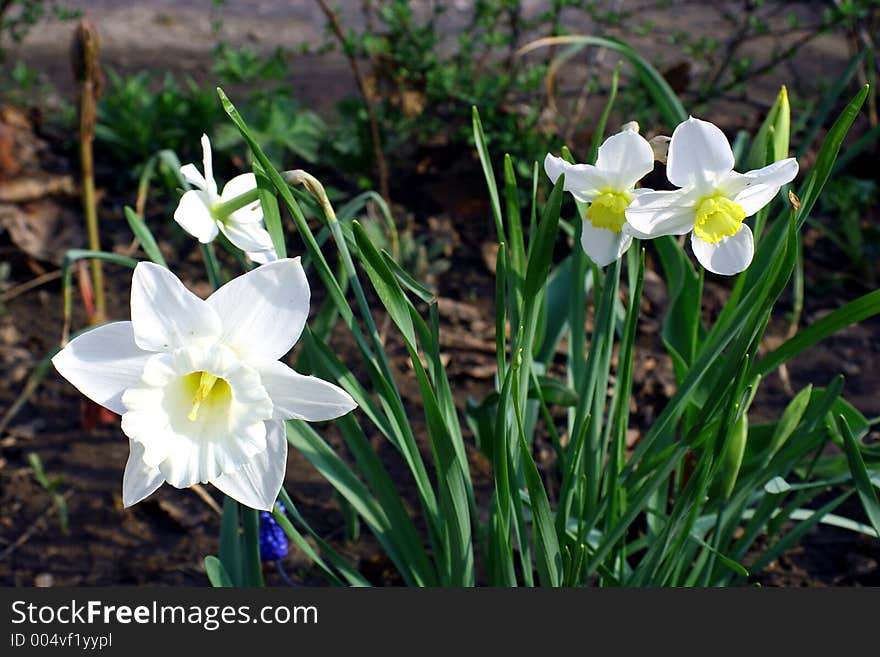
747 86 791 171
648 135 671 164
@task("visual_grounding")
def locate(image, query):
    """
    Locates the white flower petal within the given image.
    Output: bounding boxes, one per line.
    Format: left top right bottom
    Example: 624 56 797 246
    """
732 183 783 218
544 153 606 202
218 219 275 256
741 157 799 188
625 188 699 237
173 190 219 244
212 420 288 511
121 393 174 468
667 117 735 189
721 158 799 216
220 173 257 202
246 249 277 265
257 360 357 421
691 224 754 275
122 439 164 507
221 174 264 224
180 163 207 191
206 258 309 362
158 420 267 489
122 346 273 482
595 130 655 189
130 262 223 352
579 221 632 267
200 133 218 198
51 321 149 415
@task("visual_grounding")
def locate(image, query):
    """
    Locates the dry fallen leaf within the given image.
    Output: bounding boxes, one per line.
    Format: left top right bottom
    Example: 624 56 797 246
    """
0 201 84 265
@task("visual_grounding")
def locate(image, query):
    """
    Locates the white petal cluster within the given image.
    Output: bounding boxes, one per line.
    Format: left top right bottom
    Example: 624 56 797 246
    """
174 134 277 264
547 117 798 275
52 258 357 510
544 128 654 267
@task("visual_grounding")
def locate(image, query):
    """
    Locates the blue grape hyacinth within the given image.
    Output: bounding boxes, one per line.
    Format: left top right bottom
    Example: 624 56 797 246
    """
259 502 289 563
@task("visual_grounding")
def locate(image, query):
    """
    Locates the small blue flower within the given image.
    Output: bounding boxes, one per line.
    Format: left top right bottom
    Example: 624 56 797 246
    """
259 501 289 562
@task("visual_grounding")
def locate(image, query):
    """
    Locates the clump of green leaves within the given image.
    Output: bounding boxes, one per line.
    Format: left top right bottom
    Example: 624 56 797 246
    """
320 0 559 179
192 72 879 587
210 44 326 175
314 0 879 187
95 70 225 174
814 176 879 285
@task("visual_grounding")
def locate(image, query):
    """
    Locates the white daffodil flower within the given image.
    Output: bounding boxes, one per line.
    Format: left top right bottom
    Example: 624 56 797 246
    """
175 134 277 264
544 128 655 266
52 258 357 511
625 117 798 275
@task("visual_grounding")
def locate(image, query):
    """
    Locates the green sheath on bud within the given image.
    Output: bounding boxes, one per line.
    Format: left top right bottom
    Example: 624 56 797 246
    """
716 413 749 500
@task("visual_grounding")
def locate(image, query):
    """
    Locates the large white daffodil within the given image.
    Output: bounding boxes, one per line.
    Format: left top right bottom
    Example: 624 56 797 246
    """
625 117 798 275
52 258 357 510
175 134 277 264
544 128 655 266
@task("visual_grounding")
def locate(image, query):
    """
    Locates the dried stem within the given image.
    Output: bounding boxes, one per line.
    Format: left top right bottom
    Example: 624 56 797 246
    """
71 20 105 323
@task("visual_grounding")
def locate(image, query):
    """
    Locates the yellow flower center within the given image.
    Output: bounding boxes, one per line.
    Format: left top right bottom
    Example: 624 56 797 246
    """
585 189 631 233
693 193 745 244
185 371 231 422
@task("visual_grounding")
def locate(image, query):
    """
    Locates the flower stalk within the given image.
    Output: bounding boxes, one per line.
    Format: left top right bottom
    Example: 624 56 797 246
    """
71 20 105 322
211 187 263 222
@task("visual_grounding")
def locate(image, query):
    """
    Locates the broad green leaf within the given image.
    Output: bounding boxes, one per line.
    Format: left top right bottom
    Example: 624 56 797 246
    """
530 375 578 407
838 415 880 538
204 556 234 587
241 507 264 587
755 289 880 376
219 497 242 586
767 384 812 460
472 106 504 241
268 495 351 586
516 411 562 586
794 85 868 228
278 488 371 587
352 221 416 346
747 85 791 171
524 176 564 303
764 476 792 495
285 420 434 586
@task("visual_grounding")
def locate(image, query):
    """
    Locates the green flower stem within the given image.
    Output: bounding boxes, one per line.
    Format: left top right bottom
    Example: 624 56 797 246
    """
200 243 223 290
211 187 262 220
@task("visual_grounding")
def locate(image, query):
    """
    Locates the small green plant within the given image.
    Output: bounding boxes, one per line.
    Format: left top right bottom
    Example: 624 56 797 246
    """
211 43 289 84
311 0 880 192
212 91 325 168
28 452 69 534
814 176 878 285
95 70 225 174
